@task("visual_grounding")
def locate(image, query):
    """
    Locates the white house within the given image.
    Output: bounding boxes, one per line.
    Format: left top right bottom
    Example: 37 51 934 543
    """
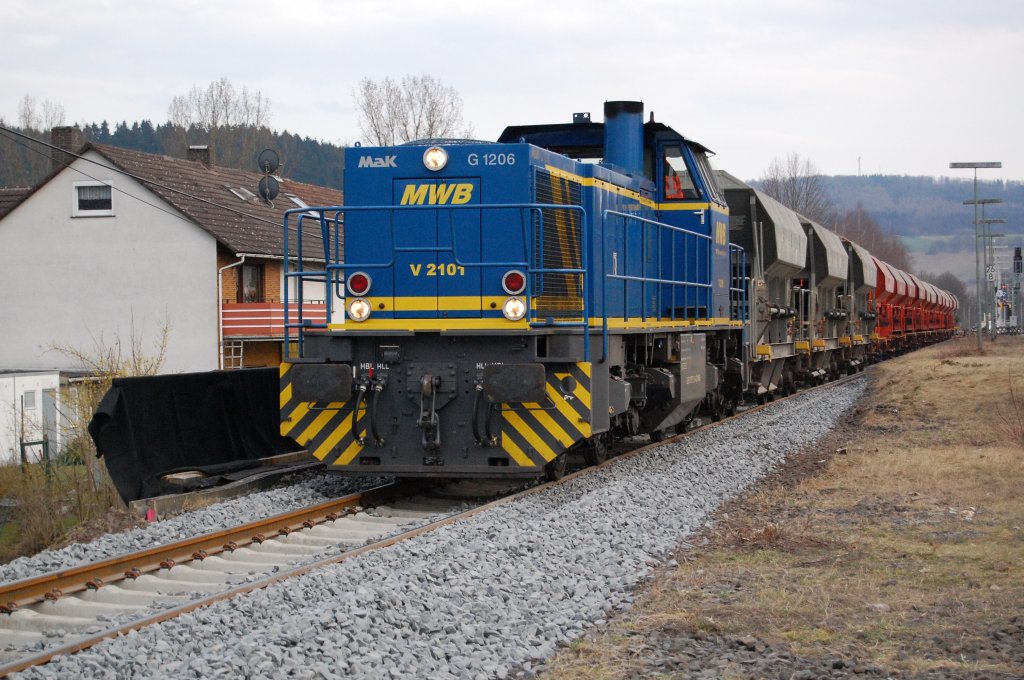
0 129 342 376
0 371 65 465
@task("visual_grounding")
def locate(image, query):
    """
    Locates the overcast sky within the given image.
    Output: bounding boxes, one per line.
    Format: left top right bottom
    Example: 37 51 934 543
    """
4 0 1022 182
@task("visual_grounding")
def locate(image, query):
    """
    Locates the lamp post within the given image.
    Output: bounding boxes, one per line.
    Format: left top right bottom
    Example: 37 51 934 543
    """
965 199 1004 337
950 161 1002 350
979 218 1006 338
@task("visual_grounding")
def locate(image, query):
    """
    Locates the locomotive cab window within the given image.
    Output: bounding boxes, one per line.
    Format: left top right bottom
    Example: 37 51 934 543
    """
662 146 699 200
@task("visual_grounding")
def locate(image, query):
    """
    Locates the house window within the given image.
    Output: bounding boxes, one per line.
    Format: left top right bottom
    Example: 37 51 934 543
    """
238 263 264 303
23 391 36 410
73 181 113 217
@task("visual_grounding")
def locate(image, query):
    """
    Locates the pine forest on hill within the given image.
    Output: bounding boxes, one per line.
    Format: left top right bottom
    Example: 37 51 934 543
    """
0 121 345 190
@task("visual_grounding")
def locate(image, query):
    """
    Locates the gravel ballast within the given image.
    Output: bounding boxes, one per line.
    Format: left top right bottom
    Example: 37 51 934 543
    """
0 473 389 586
16 378 867 679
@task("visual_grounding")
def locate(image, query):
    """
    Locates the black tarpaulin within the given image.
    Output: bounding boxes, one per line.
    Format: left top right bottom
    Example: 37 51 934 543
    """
88 368 301 502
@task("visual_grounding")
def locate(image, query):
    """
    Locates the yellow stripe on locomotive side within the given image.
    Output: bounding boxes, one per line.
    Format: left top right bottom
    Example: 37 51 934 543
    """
503 410 557 462
280 402 310 437
335 437 365 466
545 383 590 437
521 402 577 449
325 316 741 332
542 164 730 217
500 436 536 467
544 165 655 208
294 404 345 446
312 416 355 461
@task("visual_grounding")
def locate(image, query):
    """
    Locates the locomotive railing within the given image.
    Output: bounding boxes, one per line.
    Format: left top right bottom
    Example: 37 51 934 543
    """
281 203 590 360
730 244 748 348
283 204 743 364
600 210 717 364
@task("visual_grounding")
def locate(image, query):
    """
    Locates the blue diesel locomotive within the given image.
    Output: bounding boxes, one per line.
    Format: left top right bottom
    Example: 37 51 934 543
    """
279 101 750 479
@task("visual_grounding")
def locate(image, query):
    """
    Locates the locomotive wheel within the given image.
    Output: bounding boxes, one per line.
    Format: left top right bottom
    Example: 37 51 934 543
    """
544 454 568 481
583 436 608 466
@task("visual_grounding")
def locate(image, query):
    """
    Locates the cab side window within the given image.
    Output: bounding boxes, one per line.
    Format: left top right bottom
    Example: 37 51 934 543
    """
662 146 699 200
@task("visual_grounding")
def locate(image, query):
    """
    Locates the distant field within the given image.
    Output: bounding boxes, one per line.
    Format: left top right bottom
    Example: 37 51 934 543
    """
546 337 1024 678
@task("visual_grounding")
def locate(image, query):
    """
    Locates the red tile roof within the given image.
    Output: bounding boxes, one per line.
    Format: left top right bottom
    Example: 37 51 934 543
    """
0 187 30 218
89 144 342 258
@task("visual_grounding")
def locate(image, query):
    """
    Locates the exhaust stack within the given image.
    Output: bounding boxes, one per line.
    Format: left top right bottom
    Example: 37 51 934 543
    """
603 101 644 176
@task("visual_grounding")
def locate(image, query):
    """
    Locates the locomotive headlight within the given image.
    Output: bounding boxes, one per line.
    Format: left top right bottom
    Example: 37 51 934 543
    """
502 296 527 321
348 297 372 322
422 146 448 172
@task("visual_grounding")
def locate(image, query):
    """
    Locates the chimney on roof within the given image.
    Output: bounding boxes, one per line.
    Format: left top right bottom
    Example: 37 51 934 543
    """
50 125 83 171
187 145 211 168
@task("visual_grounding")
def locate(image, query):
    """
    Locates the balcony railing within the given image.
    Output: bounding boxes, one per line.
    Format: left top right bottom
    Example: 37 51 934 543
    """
222 301 327 337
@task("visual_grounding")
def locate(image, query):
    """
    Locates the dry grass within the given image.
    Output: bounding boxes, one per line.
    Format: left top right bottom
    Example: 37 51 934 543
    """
545 337 1024 679
0 325 169 563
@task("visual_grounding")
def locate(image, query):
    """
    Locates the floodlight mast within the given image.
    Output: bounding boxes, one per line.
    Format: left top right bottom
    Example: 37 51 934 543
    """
950 162 1002 350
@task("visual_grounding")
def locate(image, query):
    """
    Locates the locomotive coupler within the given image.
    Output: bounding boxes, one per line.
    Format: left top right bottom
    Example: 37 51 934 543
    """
418 374 441 451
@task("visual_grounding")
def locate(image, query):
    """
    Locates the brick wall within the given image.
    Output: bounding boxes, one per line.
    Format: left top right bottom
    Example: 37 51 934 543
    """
242 340 282 368
217 252 281 303
50 126 83 170
217 248 240 303
264 260 282 302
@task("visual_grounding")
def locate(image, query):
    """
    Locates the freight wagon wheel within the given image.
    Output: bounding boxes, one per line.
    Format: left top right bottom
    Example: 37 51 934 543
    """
583 436 608 466
544 453 568 481
674 416 695 434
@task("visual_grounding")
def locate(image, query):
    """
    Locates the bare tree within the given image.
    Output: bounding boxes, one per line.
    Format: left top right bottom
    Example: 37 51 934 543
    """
16 94 66 131
919 270 968 305
759 153 834 225
833 204 912 271
353 74 473 146
41 100 66 130
167 77 272 130
17 94 39 130
166 78 273 170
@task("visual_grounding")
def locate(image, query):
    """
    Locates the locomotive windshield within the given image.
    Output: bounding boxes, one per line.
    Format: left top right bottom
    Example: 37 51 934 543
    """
662 145 699 200
692 149 723 203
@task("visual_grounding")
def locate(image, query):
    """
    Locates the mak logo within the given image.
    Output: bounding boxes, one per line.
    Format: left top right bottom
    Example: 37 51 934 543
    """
358 155 397 168
400 183 474 205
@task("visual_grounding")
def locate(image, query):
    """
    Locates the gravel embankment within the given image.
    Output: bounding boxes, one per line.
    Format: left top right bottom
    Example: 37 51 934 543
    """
17 379 867 679
0 473 389 585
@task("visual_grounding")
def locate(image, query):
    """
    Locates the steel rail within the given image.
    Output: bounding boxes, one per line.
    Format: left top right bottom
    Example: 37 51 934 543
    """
0 481 403 615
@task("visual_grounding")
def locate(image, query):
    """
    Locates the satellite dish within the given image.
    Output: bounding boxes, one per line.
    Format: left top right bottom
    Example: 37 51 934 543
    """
257 149 280 174
258 175 280 201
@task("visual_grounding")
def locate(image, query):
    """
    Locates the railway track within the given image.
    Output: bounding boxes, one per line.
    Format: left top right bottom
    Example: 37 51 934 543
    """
0 481 475 675
0 373 864 676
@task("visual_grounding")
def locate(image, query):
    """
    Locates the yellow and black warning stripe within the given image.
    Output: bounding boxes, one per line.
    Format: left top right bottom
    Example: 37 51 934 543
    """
280 361 594 469
499 362 592 467
279 363 365 466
